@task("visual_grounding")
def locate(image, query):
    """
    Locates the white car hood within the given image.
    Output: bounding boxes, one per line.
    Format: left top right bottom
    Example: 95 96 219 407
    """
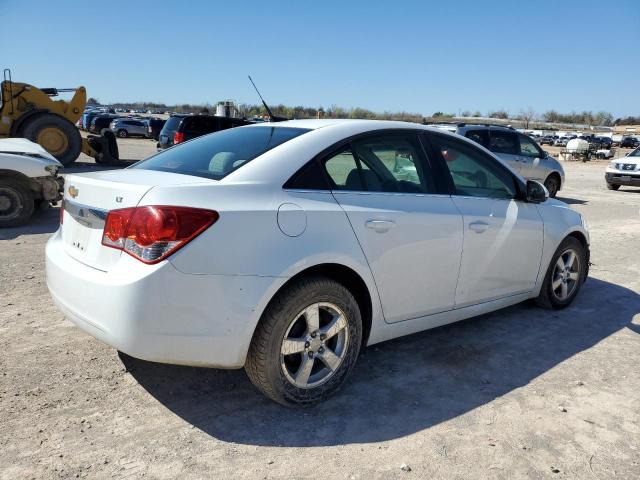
0 138 60 163
0 138 63 177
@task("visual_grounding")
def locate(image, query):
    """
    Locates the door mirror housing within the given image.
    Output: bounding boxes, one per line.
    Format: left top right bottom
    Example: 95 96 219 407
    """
526 180 548 203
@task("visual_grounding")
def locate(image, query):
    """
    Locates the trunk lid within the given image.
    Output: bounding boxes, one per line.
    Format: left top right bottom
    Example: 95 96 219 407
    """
61 169 214 271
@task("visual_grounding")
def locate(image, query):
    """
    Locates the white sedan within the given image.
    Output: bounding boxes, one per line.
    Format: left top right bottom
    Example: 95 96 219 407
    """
46 120 590 406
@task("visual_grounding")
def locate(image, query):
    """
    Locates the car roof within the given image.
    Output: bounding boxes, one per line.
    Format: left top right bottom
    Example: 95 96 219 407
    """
247 118 441 132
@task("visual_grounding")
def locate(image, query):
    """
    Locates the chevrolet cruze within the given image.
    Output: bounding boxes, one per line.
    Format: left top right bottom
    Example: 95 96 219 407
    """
46 120 590 406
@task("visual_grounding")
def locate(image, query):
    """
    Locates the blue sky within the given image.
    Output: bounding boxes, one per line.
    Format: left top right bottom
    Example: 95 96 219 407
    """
1 0 638 117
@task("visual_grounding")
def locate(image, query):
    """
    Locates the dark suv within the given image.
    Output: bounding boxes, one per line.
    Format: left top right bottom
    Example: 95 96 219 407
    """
157 114 251 150
620 137 639 148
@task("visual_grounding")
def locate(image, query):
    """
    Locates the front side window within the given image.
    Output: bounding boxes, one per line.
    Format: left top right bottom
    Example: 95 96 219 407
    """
518 133 542 157
133 126 310 180
321 133 433 193
489 130 518 155
429 134 518 199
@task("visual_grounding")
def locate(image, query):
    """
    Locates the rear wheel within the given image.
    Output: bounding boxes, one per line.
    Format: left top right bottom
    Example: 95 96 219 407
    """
606 182 620 190
21 113 81 166
245 276 362 406
0 177 34 227
544 174 560 198
117 129 128 138
536 237 587 309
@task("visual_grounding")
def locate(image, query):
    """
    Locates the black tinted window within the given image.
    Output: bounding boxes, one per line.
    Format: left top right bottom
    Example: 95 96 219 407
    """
133 126 310 180
489 130 518 155
464 130 490 148
184 116 218 132
163 116 184 132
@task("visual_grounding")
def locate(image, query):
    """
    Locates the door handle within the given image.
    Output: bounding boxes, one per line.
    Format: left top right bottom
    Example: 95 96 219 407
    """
365 219 395 233
468 221 489 233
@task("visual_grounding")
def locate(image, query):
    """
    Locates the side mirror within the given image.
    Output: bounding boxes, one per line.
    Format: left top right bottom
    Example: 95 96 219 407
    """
526 180 548 203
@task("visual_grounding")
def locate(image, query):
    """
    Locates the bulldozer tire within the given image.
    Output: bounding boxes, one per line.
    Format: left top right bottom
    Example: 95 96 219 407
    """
22 113 82 166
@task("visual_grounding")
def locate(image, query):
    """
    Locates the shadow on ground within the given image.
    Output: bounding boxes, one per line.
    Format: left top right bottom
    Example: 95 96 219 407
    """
121 278 639 447
0 207 60 240
556 196 588 205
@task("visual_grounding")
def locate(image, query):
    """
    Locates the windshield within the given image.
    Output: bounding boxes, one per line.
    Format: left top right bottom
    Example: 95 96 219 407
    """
628 147 640 157
132 126 310 180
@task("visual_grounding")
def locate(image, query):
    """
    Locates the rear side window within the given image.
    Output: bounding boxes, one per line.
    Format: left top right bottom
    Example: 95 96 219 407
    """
464 129 490 148
183 116 218 132
133 126 310 180
325 149 362 190
489 130 518 155
518 133 542 157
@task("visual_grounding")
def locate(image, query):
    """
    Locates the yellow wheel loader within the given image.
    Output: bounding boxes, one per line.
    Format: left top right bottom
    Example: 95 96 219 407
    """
0 69 118 165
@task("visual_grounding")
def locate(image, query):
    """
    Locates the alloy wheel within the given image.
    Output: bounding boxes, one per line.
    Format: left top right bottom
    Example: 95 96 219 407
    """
551 248 580 301
280 302 349 389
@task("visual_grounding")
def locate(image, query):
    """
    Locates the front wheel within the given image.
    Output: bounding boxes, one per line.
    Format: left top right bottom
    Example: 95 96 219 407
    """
117 129 128 138
544 174 560 198
606 182 620 190
0 178 35 227
245 276 362 406
536 237 587 309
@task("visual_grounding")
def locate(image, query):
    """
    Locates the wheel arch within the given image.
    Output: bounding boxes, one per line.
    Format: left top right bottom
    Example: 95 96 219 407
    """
545 171 562 189
257 263 374 348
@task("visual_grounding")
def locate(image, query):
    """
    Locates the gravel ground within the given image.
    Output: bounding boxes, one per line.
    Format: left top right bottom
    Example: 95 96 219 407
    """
1 138 639 479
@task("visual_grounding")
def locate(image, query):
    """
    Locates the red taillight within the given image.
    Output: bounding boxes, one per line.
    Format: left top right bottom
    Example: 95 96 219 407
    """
101 206 218 264
173 132 184 144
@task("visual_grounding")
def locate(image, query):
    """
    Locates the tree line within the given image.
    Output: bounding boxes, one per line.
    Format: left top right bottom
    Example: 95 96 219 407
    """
86 98 639 126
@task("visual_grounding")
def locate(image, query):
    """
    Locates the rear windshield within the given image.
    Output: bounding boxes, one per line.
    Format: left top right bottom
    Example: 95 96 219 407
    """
132 126 310 180
162 116 185 132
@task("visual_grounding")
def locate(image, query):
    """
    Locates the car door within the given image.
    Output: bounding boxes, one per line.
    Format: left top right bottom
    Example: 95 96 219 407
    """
324 131 463 323
488 129 521 173
516 133 546 180
425 132 543 307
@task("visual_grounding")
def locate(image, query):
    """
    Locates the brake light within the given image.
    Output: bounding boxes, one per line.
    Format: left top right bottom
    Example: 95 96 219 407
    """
173 131 184 144
102 206 218 264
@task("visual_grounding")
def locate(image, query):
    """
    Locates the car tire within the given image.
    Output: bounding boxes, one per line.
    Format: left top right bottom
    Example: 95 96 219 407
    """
245 275 362 406
21 113 82 166
535 236 587 309
544 174 560 198
117 129 128 138
0 177 35 227
606 182 620 190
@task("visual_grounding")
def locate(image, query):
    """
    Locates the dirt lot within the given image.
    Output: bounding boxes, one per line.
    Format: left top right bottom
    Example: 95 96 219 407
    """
1 138 639 479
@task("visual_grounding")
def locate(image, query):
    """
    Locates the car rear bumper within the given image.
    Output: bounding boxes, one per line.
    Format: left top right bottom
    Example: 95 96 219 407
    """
45 230 279 368
605 172 640 186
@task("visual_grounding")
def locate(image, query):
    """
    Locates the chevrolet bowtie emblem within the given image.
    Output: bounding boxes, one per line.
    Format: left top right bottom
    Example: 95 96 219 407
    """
68 185 79 198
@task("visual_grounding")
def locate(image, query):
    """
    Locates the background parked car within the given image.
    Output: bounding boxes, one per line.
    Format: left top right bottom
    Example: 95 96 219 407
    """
539 136 555 145
0 138 64 227
620 137 639 148
157 114 251 150
109 118 148 138
452 124 565 197
145 118 166 140
90 114 121 133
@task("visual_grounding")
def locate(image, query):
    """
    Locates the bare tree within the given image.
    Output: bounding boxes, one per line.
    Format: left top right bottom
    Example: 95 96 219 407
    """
518 107 536 129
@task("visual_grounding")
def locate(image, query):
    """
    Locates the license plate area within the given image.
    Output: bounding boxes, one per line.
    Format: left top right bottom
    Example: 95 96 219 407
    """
620 175 631 182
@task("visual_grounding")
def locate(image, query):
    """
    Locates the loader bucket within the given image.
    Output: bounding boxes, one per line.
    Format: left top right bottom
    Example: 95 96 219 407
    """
86 129 119 163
